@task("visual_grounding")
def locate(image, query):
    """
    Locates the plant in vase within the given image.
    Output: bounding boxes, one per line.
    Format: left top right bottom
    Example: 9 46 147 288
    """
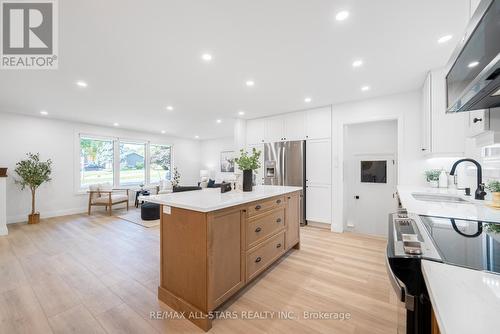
235 148 261 192
172 167 181 187
14 153 52 224
486 180 500 207
424 170 440 188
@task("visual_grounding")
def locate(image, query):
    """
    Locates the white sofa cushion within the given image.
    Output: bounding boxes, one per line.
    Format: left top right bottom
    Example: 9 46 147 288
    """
92 194 128 204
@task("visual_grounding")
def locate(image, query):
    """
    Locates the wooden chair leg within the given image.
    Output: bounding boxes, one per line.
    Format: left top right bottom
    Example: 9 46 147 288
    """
126 200 129 211
88 197 92 215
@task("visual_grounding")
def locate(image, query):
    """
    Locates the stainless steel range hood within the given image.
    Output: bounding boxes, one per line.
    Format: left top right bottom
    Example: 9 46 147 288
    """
446 0 500 113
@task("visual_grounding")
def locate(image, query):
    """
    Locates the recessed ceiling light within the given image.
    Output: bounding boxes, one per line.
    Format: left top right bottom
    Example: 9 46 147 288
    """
238 111 245 116
352 59 363 68
216 119 222 124
166 106 174 111
335 10 349 21
245 80 255 87
304 97 312 103
437 35 453 44
195 135 200 139
161 130 166 134
76 80 88 88
201 53 212 62
113 122 119 127
468 61 480 68
40 110 48 116
361 86 371 92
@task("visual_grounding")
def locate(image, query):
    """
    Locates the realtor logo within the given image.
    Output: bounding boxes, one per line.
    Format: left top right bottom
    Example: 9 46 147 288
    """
1 0 58 69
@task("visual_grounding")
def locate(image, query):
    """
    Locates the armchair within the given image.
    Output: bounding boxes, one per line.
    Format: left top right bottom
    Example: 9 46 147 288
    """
87 183 129 216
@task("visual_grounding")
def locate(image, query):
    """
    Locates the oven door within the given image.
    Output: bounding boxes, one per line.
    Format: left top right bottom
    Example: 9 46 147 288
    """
386 248 416 334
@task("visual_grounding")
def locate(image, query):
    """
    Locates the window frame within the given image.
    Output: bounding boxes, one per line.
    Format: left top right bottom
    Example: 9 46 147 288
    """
75 133 174 192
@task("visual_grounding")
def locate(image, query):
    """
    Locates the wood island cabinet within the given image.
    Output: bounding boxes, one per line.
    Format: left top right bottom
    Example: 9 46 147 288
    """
157 190 301 331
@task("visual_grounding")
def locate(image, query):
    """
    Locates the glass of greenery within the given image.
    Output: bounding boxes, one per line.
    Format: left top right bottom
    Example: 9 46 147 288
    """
235 148 261 192
425 169 440 187
14 153 52 224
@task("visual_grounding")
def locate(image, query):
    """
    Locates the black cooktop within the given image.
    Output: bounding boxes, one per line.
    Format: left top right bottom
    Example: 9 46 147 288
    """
420 215 500 274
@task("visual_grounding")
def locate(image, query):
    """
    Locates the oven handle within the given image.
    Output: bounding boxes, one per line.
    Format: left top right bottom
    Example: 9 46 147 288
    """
385 252 405 302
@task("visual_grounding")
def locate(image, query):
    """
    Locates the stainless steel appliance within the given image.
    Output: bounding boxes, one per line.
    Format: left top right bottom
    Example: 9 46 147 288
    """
387 209 500 333
264 141 306 225
386 209 441 334
446 0 500 112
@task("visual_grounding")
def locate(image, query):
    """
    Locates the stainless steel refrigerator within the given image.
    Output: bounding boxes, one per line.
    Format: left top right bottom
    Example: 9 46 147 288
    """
264 140 306 225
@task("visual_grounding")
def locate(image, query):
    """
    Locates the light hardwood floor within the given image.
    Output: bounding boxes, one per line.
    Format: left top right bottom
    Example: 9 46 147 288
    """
0 212 399 334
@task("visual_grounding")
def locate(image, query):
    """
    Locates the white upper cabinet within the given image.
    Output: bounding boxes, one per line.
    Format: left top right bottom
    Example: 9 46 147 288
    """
246 106 331 146
265 116 285 143
283 111 306 141
306 107 332 140
421 69 466 156
246 118 266 145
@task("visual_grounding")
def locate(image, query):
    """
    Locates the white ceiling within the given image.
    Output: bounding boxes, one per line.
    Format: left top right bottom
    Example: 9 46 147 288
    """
0 0 471 139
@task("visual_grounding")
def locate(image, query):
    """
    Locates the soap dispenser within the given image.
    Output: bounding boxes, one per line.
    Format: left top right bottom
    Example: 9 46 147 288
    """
438 169 448 188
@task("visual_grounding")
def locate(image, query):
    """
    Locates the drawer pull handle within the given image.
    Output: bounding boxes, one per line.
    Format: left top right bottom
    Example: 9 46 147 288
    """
288 196 291 199
276 243 282 248
255 205 261 210
255 227 262 233
255 257 262 263
276 199 282 204
276 218 282 223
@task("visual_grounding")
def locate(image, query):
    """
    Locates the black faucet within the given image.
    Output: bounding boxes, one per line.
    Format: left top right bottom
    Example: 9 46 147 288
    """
449 158 486 200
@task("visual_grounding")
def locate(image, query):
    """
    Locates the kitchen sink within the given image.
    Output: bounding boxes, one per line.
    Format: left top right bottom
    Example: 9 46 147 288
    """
411 193 470 204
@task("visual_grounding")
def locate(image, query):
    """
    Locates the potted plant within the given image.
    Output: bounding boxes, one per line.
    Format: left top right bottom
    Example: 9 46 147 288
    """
235 148 261 192
425 169 440 188
486 180 500 207
14 153 52 224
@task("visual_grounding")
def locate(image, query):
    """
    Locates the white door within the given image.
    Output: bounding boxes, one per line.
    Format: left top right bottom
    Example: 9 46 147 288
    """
283 111 306 141
265 117 285 142
306 184 332 224
246 119 266 145
306 107 331 140
306 139 331 184
345 154 397 236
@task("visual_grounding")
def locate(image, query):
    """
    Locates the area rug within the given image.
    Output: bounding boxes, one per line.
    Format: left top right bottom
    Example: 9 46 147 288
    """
116 208 160 228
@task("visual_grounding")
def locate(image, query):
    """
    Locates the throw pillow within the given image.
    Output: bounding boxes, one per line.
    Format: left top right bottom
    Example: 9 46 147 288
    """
207 179 215 188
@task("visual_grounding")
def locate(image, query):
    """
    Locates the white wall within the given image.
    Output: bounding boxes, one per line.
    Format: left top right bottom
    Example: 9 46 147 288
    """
200 137 236 182
0 112 201 223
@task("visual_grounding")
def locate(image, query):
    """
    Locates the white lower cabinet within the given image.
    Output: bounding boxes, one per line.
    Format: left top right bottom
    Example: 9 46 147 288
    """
306 184 332 224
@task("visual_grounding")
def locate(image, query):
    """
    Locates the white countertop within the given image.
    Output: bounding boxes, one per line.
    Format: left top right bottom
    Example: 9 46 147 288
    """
422 260 500 334
141 185 302 212
397 185 500 223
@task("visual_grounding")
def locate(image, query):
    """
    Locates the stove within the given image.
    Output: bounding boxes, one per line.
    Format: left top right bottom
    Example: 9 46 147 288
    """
386 210 500 334
419 215 500 274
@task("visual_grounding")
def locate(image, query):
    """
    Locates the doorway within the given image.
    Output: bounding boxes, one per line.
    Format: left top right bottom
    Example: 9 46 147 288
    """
343 120 398 236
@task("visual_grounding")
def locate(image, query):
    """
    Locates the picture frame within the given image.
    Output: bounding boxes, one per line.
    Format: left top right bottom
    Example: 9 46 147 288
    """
220 151 235 173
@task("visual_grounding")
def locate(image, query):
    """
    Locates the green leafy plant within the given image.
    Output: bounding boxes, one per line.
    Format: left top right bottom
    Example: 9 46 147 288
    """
485 223 500 234
425 169 441 182
235 148 261 171
14 153 52 215
486 180 500 193
172 167 181 187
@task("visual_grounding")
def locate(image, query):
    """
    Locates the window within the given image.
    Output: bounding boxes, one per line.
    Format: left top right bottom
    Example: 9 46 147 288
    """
119 142 145 186
360 160 387 183
79 137 114 187
150 144 172 183
78 135 172 189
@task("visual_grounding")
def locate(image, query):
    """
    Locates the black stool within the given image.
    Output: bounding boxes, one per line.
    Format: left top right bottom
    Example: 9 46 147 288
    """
141 202 160 221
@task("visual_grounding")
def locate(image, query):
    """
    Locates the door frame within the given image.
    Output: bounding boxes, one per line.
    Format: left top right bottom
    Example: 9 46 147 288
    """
334 115 402 233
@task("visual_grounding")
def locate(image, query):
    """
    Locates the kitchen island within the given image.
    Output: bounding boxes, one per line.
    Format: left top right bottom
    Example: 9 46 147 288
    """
143 185 302 331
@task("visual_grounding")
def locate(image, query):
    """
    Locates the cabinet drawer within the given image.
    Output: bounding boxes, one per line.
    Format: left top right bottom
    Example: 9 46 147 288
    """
247 209 285 248
247 196 284 217
246 232 285 281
